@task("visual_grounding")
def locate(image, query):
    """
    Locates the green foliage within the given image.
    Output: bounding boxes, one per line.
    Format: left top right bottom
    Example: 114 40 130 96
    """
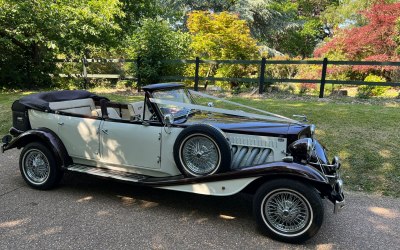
0 0 123 88
128 19 190 86
187 11 258 59
265 55 298 84
357 74 388 98
186 11 258 88
275 18 324 58
234 0 334 57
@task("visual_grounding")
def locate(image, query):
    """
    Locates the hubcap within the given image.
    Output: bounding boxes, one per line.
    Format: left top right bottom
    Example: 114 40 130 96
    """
22 149 50 185
181 135 220 175
263 189 311 235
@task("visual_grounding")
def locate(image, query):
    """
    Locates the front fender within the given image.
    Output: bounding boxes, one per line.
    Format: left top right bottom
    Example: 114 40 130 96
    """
148 162 331 196
239 162 328 184
3 127 71 169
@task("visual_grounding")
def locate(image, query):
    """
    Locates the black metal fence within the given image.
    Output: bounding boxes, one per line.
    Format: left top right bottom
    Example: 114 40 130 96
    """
54 57 400 98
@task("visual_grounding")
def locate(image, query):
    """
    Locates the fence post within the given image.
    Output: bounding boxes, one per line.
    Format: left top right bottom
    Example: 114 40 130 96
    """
194 57 200 91
136 57 141 92
81 57 88 89
259 57 266 94
319 58 328 98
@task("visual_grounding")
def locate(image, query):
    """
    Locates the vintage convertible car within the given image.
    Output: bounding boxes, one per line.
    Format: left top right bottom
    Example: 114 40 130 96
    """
1 83 344 243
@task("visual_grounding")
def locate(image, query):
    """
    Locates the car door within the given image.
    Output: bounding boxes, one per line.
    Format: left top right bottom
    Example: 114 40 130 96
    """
99 120 162 169
57 115 102 161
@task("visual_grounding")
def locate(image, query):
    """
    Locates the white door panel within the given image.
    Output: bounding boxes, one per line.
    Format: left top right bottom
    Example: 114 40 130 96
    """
100 121 162 169
58 115 101 160
160 127 183 176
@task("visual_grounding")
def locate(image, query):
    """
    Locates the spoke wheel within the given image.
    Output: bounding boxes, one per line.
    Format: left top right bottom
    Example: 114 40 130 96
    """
22 149 50 185
181 134 220 176
262 189 312 236
19 142 63 190
174 124 231 177
253 179 324 243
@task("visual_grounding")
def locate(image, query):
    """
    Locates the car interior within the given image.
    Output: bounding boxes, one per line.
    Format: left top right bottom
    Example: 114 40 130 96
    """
48 98 153 122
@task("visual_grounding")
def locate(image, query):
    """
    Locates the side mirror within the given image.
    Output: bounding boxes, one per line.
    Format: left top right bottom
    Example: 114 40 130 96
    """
164 114 174 127
208 102 214 107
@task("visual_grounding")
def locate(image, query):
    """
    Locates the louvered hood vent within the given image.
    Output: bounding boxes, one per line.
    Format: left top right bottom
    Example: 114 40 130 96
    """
227 133 287 170
231 146 271 169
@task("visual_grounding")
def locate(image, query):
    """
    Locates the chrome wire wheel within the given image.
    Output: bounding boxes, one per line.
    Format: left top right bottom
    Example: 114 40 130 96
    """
22 149 50 185
261 189 313 237
180 134 221 176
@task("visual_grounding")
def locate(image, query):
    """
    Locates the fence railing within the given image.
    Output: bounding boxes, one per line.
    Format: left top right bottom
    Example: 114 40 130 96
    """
53 57 400 98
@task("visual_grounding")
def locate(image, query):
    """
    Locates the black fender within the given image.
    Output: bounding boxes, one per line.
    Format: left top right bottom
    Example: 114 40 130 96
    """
235 162 333 195
146 162 328 187
146 161 333 198
3 127 72 169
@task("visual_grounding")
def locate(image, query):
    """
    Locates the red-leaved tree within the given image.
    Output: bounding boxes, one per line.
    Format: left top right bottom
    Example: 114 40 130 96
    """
314 1 400 61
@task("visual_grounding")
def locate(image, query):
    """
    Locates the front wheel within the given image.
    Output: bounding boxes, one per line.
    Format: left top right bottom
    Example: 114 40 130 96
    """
19 142 63 190
253 179 324 243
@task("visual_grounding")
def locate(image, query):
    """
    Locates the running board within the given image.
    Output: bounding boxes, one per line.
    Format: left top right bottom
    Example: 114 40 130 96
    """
67 164 147 182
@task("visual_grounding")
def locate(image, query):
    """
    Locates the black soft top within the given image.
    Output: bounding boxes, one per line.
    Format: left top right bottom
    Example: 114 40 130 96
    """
18 90 108 111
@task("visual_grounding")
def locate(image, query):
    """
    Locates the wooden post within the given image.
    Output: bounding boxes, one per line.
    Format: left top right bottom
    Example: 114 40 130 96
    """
259 57 266 94
136 57 141 92
194 57 200 91
82 57 88 89
319 58 328 98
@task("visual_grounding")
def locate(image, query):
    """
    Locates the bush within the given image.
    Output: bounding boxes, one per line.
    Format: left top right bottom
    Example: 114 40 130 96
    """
128 19 190 87
357 74 389 98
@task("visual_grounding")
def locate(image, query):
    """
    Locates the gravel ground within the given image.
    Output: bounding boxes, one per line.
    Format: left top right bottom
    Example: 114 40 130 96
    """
1 149 399 249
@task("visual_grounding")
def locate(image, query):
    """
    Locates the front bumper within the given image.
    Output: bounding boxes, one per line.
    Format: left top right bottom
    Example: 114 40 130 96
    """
328 164 345 213
334 199 346 213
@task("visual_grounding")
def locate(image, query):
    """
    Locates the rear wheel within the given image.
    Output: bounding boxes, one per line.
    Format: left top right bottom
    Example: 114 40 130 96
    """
253 179 324 243
19 142 63 190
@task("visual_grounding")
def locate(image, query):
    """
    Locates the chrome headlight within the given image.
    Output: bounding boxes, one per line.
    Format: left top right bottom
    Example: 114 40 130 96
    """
288 138 313 161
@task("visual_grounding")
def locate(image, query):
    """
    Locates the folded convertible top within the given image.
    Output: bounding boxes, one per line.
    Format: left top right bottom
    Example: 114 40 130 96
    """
18 90 108 111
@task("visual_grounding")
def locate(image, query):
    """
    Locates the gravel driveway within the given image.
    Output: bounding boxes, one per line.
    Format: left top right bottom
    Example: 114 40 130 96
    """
1 149 399 249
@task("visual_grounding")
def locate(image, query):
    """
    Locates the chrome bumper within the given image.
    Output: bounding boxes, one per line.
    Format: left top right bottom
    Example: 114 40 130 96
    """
334 199 345 213
332 171 345 213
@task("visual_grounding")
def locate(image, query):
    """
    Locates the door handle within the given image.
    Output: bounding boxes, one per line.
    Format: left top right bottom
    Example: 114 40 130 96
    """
101 129 108 135
57 122 64 126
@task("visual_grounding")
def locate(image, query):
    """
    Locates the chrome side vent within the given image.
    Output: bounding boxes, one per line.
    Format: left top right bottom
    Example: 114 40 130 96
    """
231 146 272 169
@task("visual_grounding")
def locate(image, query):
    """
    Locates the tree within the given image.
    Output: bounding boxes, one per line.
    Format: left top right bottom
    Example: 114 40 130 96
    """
233 0 335 57
187 11 259 89
315 2 400 60
0 0 123 87
187 11 258 59
128 19 190 86
321 0 398 31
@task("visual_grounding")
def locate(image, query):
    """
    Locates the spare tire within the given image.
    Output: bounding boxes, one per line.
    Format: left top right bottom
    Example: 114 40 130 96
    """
173 124 231 177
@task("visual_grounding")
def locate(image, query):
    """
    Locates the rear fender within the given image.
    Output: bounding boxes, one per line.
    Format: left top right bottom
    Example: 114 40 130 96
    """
3 127 71 169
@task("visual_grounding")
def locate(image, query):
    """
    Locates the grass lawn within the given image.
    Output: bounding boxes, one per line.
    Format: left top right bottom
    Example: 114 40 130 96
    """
0 90 399 197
